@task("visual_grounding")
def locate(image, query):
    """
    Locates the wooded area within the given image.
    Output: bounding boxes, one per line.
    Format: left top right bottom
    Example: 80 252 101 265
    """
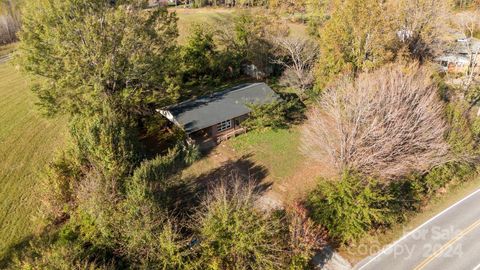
1 0 479 269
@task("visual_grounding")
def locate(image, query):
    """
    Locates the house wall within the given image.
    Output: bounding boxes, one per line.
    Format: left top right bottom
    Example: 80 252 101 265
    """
208 114 248 139
149 0 170 6
443 54 480 74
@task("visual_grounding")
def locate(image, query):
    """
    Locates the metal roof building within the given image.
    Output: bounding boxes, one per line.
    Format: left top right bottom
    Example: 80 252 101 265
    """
158 83 278 135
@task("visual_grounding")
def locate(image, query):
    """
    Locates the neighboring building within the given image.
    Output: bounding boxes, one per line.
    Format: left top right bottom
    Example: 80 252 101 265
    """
148 0 175 7
435 37 480 73
242 64 273 79
158 83 278 145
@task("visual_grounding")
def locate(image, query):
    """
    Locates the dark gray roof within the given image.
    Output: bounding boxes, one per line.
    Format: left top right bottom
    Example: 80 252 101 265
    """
159 83 278 134
446 38 480 54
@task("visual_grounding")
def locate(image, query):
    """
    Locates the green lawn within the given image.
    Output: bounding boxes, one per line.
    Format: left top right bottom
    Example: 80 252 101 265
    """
0 62 67 260
180 127 309 202
174 8 234 42
228 128 304 181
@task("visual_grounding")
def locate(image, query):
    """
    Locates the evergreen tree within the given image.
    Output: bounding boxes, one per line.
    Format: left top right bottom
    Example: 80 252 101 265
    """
308 171 393 244
314 0 395 90
17 0 180 118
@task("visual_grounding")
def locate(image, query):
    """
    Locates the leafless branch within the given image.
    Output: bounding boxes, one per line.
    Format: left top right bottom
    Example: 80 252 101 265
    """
454 11 480 95
301 64 451 180
271 35 319 94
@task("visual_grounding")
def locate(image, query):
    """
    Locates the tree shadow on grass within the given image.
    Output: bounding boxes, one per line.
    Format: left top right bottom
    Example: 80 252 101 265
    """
0 235 35 268
167 154 271 215
0 225 57 269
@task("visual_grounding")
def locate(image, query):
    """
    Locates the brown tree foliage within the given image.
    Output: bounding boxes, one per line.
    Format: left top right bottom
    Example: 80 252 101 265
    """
286 201 327 264
301 64 450 180
0 0 21 44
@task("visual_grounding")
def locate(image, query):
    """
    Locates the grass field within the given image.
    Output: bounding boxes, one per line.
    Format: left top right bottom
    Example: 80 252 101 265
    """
228 128 304 181
174 8 234 42
0 61 67 260
174 7 308 42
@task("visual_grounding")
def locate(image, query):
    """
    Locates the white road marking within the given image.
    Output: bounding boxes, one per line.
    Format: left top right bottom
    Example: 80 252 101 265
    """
473 263 480 270
358 188 480 270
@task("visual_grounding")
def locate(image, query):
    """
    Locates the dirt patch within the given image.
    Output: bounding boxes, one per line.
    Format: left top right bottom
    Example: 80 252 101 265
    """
184 141 336 209
272 161 336 203
181 145 272 196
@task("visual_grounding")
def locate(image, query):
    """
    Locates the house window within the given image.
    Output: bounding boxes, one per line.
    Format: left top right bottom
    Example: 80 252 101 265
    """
217 119 232 132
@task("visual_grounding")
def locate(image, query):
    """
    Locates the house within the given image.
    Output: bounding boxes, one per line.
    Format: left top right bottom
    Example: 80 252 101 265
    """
158 83 279 145
148 0 175 7
435 37 480 73
435 54 470 73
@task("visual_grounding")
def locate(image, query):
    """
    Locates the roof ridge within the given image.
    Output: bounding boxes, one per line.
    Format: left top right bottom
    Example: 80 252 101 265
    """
162 82 265 110
212 82 263 96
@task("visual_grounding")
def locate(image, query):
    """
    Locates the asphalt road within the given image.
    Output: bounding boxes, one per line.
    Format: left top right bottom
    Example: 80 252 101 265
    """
356 188 480 270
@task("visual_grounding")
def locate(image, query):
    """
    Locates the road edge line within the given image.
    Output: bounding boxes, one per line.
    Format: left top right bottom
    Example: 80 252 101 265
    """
357 187 480 270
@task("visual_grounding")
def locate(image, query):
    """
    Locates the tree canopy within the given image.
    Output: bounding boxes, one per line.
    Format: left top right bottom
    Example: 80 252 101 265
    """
17 0 180 117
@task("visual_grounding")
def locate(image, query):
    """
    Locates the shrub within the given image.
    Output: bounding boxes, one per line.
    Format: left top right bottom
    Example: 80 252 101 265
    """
386 174 425 219
111 200 187 269
70 179 188 269
286 202 327 270
70 105 142 180
242 100 290 130
307 171 392 244
11 235 112 270
386 162 477 222
127 144 199 206
445 103 477 155
423 162 476 195
38 151 84 224
471 116 480 140
193 179 289 269
242 95 304 130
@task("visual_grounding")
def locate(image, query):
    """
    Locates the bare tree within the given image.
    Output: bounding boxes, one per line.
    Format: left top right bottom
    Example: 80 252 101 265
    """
391 0 448 60
452 11 480 106
272 36 318 95
0 0 21 44
301 64 450 180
